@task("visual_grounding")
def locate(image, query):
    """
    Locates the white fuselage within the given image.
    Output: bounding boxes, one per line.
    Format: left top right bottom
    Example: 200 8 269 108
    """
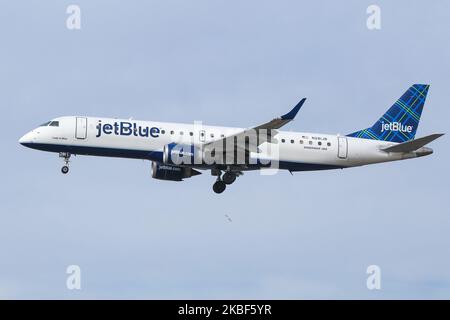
19 116 424 172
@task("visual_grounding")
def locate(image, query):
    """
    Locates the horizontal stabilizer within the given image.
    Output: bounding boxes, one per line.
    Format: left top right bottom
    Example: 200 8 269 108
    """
382 133 444 153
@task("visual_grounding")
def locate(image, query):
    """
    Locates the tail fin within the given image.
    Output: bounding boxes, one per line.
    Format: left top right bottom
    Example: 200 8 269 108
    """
347 84 430 143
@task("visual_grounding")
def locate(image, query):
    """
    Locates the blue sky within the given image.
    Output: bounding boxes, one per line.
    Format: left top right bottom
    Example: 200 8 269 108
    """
1 0 449 299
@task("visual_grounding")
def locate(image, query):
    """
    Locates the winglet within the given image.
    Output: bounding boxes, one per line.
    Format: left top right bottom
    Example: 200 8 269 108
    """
280 98 306 120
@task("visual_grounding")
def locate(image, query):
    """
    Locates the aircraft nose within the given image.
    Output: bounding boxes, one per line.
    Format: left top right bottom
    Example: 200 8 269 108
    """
19 131 34 146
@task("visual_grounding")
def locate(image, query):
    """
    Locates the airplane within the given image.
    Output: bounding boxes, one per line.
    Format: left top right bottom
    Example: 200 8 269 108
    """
19 84 443 194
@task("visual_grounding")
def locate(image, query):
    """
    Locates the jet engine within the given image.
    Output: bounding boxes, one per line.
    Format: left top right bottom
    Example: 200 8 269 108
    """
163 143 203 165
151 162 201 181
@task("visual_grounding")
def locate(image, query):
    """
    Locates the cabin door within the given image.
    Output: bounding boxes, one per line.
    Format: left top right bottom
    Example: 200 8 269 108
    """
337 136 348 159
75 117 87 139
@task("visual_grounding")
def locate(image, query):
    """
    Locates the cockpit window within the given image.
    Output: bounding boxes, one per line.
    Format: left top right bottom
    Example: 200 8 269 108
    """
40 121 51 127
49 121 59 127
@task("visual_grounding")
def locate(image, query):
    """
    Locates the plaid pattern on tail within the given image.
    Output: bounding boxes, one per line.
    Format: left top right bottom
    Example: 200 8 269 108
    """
347 84 429 143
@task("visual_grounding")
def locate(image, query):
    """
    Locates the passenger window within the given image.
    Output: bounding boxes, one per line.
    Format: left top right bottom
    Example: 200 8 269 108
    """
221 134 225 138
170 130 174 135
309 141 313 145
210 133 214 138
318 141 322 146
290 139 294 144
281 139 285 143
327 142 331 146
300 140 303 144
161 130 165 134
180 131 184 135
189 132 193 136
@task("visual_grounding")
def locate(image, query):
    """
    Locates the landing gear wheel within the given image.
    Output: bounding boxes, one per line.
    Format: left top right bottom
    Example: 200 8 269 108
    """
59 152 71 175
222 172 237 185
213 180 226 194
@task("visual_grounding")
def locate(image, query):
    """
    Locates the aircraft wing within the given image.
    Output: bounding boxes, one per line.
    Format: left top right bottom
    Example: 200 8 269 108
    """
204 98 306 152
252 98 307 132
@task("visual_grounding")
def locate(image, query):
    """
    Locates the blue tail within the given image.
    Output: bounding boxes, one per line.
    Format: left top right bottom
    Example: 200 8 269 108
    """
347 84 429 143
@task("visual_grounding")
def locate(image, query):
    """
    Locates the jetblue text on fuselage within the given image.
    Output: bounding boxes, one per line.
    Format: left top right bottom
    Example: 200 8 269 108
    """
96 120 160 138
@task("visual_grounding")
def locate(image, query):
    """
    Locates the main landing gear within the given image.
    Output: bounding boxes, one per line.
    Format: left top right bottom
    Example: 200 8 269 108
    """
212 170 238 194
222 171 237 185
213 179 226 194
59 152 71 174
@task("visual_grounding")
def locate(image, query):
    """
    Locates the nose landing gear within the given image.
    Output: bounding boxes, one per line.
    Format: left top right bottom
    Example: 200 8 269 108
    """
59 152 71 174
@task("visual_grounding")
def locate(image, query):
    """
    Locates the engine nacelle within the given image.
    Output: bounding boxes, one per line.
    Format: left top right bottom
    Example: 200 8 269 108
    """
151 162 201 181
163 143 202 165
